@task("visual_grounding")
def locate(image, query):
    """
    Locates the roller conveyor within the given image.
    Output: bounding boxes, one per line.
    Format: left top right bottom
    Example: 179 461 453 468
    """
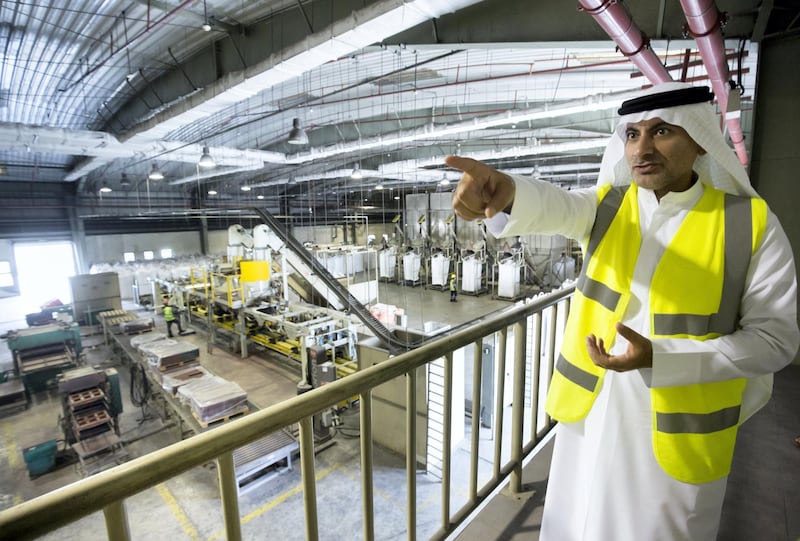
233 429 299 494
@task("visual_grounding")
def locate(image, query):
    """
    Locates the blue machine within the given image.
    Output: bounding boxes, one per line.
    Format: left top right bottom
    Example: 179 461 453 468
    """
6 322 82 392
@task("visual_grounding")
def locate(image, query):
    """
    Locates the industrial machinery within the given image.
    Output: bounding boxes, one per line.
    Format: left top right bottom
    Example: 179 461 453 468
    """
547 251 576 288
58 366 127 475
402 247 422 286
6 322 82 392
428 247 453 290
227 224 254 263
493 237 528 301
494 251 523 300
243 300 360 381
378 246 397 282
459 242 488 296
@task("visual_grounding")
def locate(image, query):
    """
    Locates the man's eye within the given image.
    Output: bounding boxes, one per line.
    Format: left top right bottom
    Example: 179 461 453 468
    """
625 131 637 139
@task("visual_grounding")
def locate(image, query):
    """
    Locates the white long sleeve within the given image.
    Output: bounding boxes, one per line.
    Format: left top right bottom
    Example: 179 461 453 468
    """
486 174 597 241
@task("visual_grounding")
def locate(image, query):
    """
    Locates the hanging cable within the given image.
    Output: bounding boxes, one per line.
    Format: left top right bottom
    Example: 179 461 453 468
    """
130 362 153 423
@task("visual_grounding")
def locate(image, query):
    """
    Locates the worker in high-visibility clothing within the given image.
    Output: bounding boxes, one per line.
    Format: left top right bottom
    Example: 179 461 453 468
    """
449 272 458 302
162 298 184 338
447 82 799 541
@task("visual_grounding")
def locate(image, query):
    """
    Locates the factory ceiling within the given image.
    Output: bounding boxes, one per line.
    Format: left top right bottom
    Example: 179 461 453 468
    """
0 0 798 233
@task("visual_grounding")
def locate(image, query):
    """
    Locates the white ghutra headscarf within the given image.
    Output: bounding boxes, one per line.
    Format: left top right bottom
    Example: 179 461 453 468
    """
597 81 758 198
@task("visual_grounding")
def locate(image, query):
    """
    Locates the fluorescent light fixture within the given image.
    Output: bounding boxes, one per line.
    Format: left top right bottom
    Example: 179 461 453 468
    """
198 145 216 168
257 194 264 200
207 190 217 195
240 185 251 191
148 163 164 180
287 118 309 145
375 182 384 190
99 185 112 193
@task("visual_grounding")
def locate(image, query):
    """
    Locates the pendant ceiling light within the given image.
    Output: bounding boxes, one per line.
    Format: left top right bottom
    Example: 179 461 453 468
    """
198 145 216 168
350 163 363 180
148 163 164 181
287 118 309 145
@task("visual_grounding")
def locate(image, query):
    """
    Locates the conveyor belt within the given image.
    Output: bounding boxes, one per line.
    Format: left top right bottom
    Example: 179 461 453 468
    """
253 208 430 353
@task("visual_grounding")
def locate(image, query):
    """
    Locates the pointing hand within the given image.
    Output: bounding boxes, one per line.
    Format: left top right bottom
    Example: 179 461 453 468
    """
446 155 515 221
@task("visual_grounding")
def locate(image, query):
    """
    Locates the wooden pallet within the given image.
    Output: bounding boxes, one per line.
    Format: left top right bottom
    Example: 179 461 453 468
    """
192 406 249 428
159 358 199 372
123 327 154 336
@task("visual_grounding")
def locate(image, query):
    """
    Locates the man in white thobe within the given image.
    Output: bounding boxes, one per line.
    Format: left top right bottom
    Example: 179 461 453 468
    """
446 82 799 540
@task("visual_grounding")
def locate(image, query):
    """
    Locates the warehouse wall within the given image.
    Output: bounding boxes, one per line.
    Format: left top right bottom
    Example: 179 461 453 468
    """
749 32 800 365
83 231 204 267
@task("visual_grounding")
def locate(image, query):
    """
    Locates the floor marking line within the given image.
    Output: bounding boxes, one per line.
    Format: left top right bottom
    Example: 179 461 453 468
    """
1 423 19 469
157 482 201 541
207 464 337 540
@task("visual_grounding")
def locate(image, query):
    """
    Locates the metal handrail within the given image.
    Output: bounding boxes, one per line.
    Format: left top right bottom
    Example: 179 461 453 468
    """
0 285 575 541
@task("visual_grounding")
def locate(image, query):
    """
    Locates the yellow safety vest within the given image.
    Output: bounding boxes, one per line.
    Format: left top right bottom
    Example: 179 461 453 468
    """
545 182 767 483
163 305 175 321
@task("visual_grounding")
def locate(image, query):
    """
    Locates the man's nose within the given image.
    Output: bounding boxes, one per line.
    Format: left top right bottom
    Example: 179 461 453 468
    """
631 134 655 156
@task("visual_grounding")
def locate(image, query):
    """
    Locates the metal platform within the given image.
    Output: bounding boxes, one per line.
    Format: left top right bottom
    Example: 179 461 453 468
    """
72 432 128 476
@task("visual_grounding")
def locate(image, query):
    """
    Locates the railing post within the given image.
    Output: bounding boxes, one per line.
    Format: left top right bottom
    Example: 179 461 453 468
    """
299 416 319 541
510 319 527 493
492 329 507 481
406 368 417 541
469 340 482 502
217 450 242 541
441 352 454 530
103 500 130 541
545 304 559 431
360 390 375 541
530 313 542 440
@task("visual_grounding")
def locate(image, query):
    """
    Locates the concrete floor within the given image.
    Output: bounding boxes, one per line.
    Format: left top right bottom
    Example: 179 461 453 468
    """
0 277 522 540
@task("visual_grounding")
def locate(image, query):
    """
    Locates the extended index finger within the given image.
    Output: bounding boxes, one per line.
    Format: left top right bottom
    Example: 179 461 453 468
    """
445 154 490 176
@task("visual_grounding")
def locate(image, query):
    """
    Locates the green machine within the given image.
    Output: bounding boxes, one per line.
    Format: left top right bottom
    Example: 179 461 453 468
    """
59 366 126 475
6 322 82 393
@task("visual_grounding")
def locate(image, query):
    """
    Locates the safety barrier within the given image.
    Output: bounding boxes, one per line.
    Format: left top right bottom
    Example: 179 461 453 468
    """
0 285 574 541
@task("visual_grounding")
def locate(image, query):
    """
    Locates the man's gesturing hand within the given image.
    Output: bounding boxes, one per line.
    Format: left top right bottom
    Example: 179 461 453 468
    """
586 322 653 372
446 155 515 221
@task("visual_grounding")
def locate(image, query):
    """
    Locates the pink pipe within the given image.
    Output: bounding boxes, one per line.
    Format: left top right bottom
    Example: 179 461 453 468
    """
577 0 672 84
679 0 748 166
